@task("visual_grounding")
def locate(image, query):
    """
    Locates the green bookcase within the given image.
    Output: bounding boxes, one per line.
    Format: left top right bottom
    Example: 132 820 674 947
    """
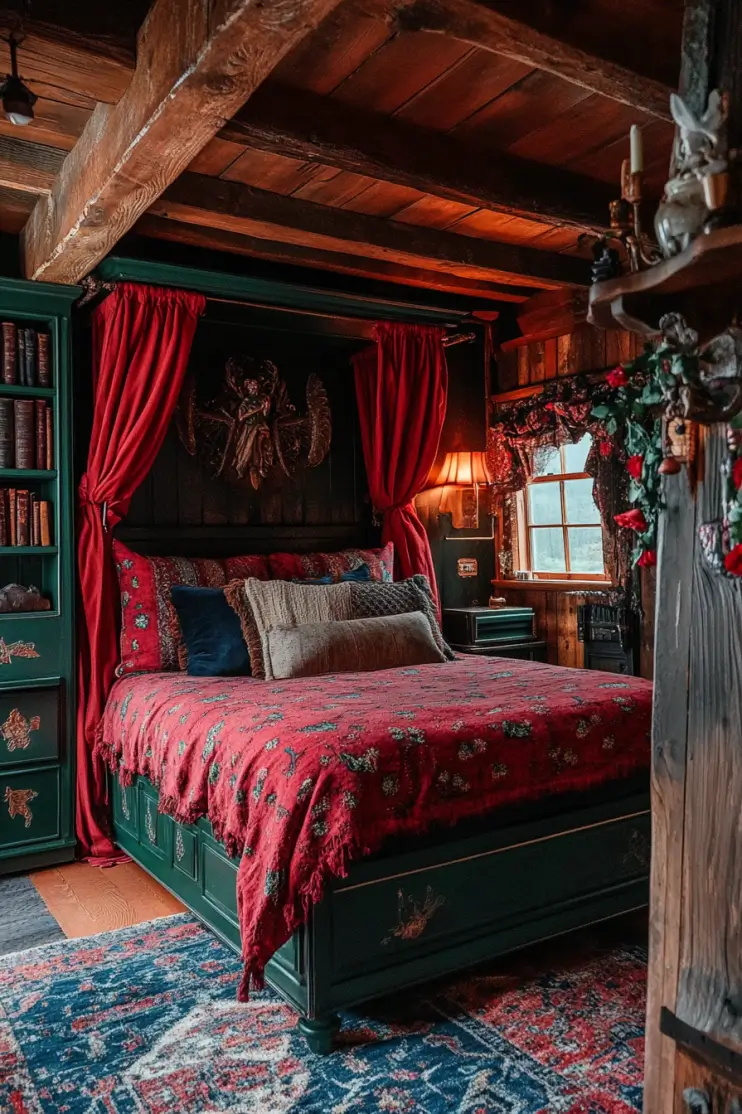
0 277 78 874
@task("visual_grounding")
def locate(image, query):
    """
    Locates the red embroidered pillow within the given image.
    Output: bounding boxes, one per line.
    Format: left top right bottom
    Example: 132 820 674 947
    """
268 543 394 583
113 540 270 675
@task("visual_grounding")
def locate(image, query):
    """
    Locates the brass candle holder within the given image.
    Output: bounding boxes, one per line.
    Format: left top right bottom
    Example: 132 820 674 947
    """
609 161 662 273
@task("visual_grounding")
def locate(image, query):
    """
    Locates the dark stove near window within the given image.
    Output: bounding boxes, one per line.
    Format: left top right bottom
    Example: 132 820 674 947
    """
577 604 639 675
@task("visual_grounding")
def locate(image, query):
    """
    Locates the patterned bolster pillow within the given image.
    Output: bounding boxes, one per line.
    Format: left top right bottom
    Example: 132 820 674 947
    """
264 612 446 679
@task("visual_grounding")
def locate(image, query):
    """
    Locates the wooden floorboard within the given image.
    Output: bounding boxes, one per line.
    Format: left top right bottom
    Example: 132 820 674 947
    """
29 861 186 938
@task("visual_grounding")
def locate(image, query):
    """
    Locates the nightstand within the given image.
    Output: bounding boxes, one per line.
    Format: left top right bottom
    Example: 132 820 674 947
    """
443 606 548 662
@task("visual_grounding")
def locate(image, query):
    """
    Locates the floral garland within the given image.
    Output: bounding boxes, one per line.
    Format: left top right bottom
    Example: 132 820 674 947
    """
591 352 667 569
722 416 742 575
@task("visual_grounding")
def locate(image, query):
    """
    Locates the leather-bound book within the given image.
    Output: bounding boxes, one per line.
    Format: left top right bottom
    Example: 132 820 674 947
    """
0 490 8 546
31 497 40 546
13 399 35 469
0 399 13 467
16 489 29 546
1 323 16 385
8 488 16 545
45 405 53 470
39 499 51 547
16 328 25 386
36 332 51 387
35 401 46 470
24 328 36 387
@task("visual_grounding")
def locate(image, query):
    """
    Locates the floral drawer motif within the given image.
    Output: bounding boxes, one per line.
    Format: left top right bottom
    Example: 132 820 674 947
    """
1 709 41 752
382 885 446 945
4 786 38 828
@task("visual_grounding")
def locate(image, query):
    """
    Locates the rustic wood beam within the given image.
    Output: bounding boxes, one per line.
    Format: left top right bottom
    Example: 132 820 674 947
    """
512 288 590 346
150 172 592 289
223 83 612 232
0 138 65 195
135 214 533 303
357 0 674 120
20 0 346 284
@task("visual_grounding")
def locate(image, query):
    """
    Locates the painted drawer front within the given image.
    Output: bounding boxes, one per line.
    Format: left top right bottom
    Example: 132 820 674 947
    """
0 766 60 851
113 778 138 837
137 782 171 862
0 687 59 768
202 841 239 926
330 811 651 978
0 617 61 681
173 823 197 880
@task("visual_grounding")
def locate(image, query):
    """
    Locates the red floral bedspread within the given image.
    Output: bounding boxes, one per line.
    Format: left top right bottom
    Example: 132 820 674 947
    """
97 657 652 998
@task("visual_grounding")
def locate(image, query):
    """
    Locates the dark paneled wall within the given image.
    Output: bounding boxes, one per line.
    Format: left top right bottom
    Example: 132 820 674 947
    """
124 312 371 545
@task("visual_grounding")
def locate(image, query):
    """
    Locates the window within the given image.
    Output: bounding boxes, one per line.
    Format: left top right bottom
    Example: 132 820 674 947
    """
516 434 606 580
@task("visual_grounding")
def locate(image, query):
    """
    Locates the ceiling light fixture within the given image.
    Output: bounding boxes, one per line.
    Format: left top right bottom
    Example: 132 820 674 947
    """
0 36 36 126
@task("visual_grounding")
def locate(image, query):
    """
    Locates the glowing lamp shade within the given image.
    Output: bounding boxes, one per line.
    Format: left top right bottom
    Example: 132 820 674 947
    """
433 451 490 487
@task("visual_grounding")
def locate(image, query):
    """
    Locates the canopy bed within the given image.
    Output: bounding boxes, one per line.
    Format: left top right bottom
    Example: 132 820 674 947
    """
77 258 651 1054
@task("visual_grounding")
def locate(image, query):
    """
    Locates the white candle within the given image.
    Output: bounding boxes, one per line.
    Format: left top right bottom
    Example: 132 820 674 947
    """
630 125 644 174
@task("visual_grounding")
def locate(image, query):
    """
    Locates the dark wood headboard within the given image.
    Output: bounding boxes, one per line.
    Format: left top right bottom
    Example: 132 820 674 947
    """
114 523 373 557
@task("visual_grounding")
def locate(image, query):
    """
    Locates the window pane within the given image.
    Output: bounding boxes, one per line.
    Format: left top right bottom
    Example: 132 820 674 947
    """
563 434 592 473
564 478 601 524
568 527 605 574
532 445 560 477
530 527 567 572
528 481 563 525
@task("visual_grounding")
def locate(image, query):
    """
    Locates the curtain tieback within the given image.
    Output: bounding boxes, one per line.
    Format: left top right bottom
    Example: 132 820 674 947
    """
78 477 124 531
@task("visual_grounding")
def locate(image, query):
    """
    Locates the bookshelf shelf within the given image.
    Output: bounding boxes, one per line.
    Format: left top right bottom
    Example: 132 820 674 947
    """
0 384 54 399
0 546 58 555
0 469 57 480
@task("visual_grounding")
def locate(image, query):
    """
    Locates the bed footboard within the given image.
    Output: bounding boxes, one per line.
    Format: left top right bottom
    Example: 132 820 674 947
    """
112 774 650 1054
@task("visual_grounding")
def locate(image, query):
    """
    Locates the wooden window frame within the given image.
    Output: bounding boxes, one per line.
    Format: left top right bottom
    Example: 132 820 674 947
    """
520 443 608 582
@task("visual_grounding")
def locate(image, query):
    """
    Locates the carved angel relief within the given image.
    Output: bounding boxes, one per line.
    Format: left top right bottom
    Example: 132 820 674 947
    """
176 357 332 489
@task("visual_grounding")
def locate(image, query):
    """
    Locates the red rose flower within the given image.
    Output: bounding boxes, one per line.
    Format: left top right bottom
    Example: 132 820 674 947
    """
637 549 657 568
615 508 648 532
599 440 613 458
626 454 644 480
724 543 742 576
732 457 742 490
606 365 628 388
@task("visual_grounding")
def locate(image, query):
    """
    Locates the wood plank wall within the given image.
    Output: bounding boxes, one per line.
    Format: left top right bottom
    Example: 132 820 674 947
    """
495 323 645 393
493 323 654 679
124 313 369 536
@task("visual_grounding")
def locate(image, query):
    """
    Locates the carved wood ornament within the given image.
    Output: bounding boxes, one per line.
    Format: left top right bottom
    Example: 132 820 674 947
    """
176 357 332 489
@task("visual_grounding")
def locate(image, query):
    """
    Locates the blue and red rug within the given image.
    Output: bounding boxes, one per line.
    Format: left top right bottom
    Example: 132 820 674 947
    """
0 913 646 1113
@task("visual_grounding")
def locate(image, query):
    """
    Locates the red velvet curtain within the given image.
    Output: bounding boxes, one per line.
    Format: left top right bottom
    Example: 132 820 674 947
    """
353 322 448 608
77 283 206 862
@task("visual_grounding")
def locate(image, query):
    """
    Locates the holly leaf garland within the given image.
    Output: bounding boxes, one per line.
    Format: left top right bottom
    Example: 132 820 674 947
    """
591 349 663 569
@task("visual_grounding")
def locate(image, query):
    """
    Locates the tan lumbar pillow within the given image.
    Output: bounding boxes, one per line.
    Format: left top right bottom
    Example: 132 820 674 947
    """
264 611 446 680
225 578 354 680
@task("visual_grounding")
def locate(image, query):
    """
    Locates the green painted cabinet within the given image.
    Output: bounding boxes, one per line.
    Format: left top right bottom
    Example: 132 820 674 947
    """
0 278 78 873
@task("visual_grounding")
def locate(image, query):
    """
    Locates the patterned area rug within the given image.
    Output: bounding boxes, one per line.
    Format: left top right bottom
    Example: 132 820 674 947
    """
0 914 646 1113
0 874 64 957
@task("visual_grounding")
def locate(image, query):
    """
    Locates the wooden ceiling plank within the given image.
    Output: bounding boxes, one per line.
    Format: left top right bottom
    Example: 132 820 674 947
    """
0 137 65 195
135 213 535 303
223 83 612 231
356 0 674 119
21 0 347 284
150 171 592 289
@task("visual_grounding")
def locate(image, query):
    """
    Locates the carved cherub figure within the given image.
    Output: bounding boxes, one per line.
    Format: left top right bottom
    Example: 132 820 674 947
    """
670 89 727 178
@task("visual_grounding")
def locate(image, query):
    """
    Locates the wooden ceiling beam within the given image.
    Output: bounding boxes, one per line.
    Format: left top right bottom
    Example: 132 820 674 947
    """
135 214 534 303
223 83 612 232
357 0 674 120
150 172 592 289
20 0 346 285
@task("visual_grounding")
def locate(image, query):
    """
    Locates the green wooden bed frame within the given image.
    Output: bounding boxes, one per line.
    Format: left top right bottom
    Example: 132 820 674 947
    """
112 771 649 1054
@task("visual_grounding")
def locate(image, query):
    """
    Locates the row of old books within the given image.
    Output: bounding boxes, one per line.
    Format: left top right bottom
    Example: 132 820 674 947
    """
0 399 53 470
0 490 53 547
2 324 52 387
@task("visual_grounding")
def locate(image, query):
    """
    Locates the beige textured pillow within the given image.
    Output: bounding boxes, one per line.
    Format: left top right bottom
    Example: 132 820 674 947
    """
225 578 354 680
264 611 446 680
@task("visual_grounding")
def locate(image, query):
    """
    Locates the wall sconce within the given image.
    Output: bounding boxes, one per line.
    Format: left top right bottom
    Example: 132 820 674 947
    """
432 451 493 532
0 37 36 126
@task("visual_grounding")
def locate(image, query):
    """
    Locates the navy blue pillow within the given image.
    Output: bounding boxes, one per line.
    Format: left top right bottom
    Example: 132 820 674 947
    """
171 585 251 677
293 562 372 585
